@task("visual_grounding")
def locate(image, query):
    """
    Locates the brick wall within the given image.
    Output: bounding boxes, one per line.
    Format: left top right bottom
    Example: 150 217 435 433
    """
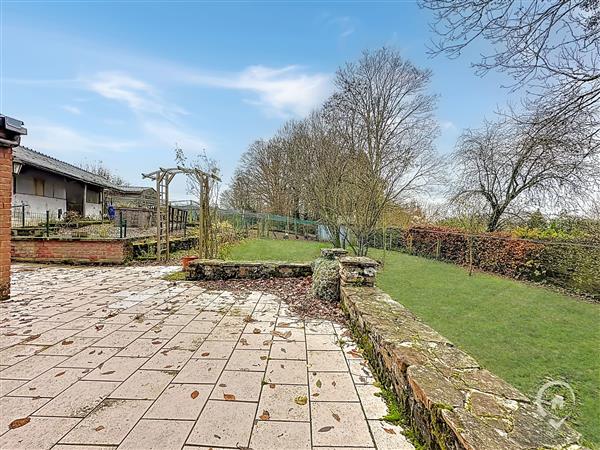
0 148 12 299
11 238 130 264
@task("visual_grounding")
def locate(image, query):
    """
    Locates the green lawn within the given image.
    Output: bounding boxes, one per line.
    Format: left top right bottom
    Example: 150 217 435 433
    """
228 238 600 447
228 238 330 261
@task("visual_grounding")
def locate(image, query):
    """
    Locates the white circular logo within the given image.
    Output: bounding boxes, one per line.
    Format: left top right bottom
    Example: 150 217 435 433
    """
535 380 576 430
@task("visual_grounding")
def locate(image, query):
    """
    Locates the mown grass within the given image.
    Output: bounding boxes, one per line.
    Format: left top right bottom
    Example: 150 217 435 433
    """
227 238 600 447
228 238 330 262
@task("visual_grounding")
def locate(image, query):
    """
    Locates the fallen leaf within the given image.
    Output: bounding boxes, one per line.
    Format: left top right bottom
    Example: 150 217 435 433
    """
151 340 161 345
271 330 292 339
54 371 66 377
269 383 276 389
95 325 104 331
252 328 261 334
61 340 73 345
219 383 227 387
191 390 199 399
316 379 322 388
95 425 105 432
201 352 210 357
9 418 30 429
294 396 308 406
383 428 397 435
318 426 334 432
260 356 268 360
332 413 341 422
223 393 236 401
101 371 116 375
332 381 337 387
259 410 270 420
239 338 249 346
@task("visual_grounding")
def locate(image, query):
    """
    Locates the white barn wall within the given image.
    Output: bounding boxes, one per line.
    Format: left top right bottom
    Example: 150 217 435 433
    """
84 202 102 219
13 193 66 215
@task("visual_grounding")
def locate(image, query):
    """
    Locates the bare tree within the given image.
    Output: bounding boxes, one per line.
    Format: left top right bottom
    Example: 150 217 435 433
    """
174 147 220 203
291 110 354 247
326 48 442 255
78 160 128 186
451 112 600 231
421 0 600 123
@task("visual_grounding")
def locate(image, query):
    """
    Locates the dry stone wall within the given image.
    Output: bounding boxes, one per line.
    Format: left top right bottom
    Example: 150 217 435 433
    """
339 257 584 450
185 259 312 280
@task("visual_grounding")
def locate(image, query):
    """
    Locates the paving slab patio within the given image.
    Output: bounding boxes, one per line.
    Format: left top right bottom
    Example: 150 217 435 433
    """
0 264 415 450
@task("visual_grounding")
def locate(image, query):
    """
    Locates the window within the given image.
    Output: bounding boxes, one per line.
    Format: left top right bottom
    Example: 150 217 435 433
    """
33 178 45 196
86 188 101 204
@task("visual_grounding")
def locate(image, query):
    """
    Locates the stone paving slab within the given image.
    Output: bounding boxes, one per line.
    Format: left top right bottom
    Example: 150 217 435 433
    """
0 264 415 450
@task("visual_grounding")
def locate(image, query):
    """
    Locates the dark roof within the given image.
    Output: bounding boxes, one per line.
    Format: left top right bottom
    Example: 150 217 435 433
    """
109 185 156 195
14 146 117 189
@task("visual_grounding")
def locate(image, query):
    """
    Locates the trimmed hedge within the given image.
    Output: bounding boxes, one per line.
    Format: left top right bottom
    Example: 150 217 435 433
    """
369 226 599 299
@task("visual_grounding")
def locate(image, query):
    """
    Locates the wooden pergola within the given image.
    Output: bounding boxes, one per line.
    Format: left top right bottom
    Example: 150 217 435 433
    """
142 166 221 261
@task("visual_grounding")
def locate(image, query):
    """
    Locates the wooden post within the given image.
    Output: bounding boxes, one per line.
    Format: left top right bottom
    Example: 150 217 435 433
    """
155 175 161 260
165 175 171 260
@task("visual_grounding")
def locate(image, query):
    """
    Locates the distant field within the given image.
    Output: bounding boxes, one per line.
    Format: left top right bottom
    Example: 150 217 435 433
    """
228 238 600 446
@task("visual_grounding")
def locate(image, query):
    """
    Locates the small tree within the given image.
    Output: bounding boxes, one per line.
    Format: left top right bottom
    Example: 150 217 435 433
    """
174 147 221 257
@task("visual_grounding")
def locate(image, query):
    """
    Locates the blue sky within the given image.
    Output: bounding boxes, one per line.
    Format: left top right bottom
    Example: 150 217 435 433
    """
1 0 512 199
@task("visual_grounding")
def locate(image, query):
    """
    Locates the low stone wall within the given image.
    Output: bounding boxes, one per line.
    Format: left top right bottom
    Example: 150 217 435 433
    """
185 259 312 281
339 258 583 450
11 237 131 264
131 236 198 259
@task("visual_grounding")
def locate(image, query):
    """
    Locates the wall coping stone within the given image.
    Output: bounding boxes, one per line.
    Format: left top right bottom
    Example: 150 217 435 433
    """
321 248 349 259
341 284 583 450
339 256 379 267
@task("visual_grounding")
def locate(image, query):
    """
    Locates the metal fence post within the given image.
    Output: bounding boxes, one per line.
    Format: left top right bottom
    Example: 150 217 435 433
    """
119 211 123 239
21 205 25 228
124 219 127 239
45 211 50 237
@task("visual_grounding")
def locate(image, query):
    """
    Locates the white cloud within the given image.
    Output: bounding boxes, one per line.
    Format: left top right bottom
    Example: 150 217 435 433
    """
441 120 457 131
316 13 356 39
86 71 186 120
62 105 81 115
139 119 210 155
183 65 332 117
22 121 140 155
331 16 355 38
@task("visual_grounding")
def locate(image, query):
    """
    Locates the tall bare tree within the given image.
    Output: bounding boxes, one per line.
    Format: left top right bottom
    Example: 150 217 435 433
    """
452 111 600 231
326 48 442 255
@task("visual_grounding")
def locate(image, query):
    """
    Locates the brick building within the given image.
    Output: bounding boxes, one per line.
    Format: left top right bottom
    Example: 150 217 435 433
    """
1 115 27 300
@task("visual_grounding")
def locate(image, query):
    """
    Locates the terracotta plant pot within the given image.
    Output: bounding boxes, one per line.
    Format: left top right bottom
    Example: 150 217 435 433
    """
181 256 198 269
